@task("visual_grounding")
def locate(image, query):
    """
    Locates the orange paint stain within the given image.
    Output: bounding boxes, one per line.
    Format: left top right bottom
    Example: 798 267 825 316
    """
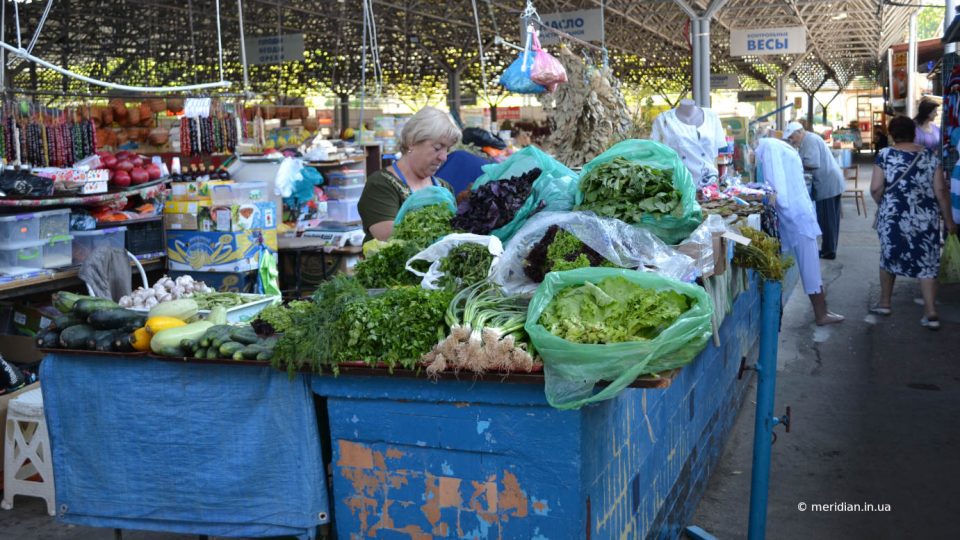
500 470 529 518
337 440 374 469
386 448 405 459
394 524 432 540
438 476 463 508
420 474 441 526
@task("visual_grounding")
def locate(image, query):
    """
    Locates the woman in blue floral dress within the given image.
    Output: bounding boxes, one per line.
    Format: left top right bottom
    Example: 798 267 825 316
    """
870 116 957 330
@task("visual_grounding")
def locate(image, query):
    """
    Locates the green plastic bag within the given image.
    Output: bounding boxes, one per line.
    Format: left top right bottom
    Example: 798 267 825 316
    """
394 186 456 225
472 145 579 243
525 267 713 410
576 139 703 245
940 234 960 284
257 247 281 297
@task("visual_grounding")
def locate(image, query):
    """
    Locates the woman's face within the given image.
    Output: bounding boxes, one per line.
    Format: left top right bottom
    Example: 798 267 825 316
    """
406 139 451 178
927 107 940 123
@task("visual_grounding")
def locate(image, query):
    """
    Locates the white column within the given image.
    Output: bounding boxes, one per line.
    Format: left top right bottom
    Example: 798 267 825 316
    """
776 77 786 130
907 12 918 117
946 0 956 55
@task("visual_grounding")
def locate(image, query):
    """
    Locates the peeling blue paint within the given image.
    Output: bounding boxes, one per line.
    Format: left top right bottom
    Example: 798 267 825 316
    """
416 440 427 447
441 461 454 475
460 513 493 539
531 527 550 540
476 419 491 435
350 414 359 423
531 497 550 516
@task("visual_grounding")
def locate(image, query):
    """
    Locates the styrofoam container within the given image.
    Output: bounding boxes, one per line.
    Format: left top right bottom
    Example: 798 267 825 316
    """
324 184 364 200
36 209 71 240
325 198 361 223
72 227 127 264
0 239 45 276
0 213 40 245
211 181 269 205
43 235 73 269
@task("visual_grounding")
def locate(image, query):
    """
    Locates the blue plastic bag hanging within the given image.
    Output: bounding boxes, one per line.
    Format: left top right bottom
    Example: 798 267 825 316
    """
499 25 547 94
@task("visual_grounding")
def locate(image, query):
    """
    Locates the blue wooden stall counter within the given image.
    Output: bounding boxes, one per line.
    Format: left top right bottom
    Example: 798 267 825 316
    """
312 272 763 539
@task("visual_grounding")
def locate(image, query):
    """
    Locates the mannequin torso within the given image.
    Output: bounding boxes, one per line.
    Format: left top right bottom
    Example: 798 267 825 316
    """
674 99 704 127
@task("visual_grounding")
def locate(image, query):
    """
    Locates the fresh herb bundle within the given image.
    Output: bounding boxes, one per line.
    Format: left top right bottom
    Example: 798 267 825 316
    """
393 205 457 247
732 226 794 281
437 243 494 291
337 286 453 370
539 276 692 344
451 168 541 234
354 240 423 289
576 157 683 223
523 225 613 283
252 300 311 336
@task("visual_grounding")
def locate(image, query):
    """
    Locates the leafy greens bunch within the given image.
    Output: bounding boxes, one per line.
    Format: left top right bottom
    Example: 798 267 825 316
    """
354 240 423 288
392 205 457 247
539 276 692 344
732 226 794 281
576 157 683 223
451 168 541 234
437 243 494 291
523 225 613 283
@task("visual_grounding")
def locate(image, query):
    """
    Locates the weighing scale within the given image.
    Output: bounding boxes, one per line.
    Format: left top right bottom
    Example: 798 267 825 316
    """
301 223 365 248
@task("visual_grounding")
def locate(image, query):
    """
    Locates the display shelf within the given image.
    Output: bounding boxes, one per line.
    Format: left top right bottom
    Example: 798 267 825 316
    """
303 157 365 168
0 256 164 300
95 214 163 229
0 178 169 208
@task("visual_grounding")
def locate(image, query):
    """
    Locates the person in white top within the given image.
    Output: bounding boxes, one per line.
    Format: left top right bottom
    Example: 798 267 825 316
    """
755 134 844 325
651 99 727 186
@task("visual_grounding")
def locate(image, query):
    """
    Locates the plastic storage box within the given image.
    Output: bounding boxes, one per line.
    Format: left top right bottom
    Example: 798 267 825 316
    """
42 235 73 269
125 219 165 258
324 184 364 200
0 239 45 276
211 181 269 205
325 199 361 223
0 213 41 245
72 227 127 264
324 169 366 187
36 209 71 241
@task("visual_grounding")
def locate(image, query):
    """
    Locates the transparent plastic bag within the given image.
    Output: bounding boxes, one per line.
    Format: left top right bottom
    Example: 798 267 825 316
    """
491 211 697 296
939 234 960 284
394 186 457 225
405 233 504 290
524 267 713 410
471 145 579 242
577 139 704 245
529 33 567 92
499 52 547 94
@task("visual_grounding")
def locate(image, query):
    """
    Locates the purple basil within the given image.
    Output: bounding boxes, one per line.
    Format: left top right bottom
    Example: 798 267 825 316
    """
451 168 541 234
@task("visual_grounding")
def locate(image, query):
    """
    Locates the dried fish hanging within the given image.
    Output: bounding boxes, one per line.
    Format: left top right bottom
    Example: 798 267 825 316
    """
542 46 633 167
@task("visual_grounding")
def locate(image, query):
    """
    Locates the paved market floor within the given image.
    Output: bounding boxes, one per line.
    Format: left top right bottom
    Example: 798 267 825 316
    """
691 155 960 539
2 158 958 540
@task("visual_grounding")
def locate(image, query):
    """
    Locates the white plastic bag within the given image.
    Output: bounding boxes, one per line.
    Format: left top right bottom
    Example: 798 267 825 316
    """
491 211 697 296
274 157 304 198
406 233 504 290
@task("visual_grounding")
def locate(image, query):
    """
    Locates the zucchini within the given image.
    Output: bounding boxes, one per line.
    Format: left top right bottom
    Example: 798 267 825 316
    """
53 291 93 313
93 330 118 352
219 341 245 357
73 298 120 319
36 330 61 349
208 305 228 325
150 321 215 357
53 313 82 330
113 331 135 353
229 326 260 345
89 308 147 330
59 324 95 349
147 298 199 321
87 329 115 351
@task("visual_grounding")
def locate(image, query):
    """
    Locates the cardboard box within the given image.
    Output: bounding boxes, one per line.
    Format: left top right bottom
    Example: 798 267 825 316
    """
168 270 258 293
164 208 215 231
166 228 279 272
11 304 59 336
210 201 277 232
171 180 233 201
164 199 212 215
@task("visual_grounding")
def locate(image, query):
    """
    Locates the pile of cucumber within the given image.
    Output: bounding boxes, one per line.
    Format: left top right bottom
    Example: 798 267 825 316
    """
37 292 146 352
181 325 277 361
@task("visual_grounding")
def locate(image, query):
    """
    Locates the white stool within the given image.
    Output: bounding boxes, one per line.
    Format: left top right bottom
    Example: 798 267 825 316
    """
2 388 55 516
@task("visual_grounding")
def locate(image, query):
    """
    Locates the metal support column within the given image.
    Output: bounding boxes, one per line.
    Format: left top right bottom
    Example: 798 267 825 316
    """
907 12 918 117
700 18 712 107
947 0 956 55
673 0 727 107
691 18 702 104
776 77 786 130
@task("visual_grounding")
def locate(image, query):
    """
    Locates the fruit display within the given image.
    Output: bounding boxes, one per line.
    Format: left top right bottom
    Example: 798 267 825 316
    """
96 150 164 189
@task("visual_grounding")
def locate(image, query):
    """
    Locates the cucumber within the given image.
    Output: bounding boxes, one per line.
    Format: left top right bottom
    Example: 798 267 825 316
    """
89 308 147 330
59 325 95 349
199 325 232 348
53 313 82 330
206 347 221 360
150 321 214 357
219 341 245 357
93 330 118 352
35 330 61 349
73 298 120 319
86 329 114 350
195 347 208 359
229 327 260 345
233 350 246 361
256 350 274 361
113 331 135 353
180 338 199 352
240 344 273 360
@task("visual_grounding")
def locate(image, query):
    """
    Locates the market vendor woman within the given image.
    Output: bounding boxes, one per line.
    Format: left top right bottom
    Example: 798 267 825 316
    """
358 106 460 241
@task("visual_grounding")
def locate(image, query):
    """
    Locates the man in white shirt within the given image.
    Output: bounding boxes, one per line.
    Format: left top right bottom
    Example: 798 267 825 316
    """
784 122 845 260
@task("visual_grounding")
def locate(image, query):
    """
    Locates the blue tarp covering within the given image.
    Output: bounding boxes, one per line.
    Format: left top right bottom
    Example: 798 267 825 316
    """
41 353 328 539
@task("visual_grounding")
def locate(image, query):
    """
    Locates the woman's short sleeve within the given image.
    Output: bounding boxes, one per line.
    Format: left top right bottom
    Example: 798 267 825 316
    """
875 148 887 167
358 171 403 238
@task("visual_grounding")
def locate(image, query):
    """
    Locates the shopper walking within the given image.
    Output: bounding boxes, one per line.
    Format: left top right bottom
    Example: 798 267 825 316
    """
783 122 845 259
870 116 957 330
914 98 941 154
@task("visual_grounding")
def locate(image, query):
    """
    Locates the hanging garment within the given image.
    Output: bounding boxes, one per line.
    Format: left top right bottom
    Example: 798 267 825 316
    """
650 107 726 186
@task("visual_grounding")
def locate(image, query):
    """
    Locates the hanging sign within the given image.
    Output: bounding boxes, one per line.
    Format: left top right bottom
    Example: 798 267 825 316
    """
891 50 908 107
244 34 305 65
737 90 773 102
711 73 740 90
526 9 604 46
729 26 806 56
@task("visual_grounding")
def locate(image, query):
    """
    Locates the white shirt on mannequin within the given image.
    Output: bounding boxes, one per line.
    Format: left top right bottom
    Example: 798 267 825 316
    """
651 99 726 186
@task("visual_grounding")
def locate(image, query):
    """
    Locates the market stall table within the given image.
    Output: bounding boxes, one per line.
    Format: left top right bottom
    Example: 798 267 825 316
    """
278 236 362 297
312 270 766 539
40 352 329 540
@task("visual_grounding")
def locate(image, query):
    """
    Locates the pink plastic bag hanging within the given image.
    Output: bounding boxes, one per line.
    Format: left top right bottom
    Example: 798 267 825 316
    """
529 32 568 92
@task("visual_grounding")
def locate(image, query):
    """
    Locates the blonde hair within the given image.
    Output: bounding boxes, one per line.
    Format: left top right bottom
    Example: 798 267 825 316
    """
400 107 461 153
